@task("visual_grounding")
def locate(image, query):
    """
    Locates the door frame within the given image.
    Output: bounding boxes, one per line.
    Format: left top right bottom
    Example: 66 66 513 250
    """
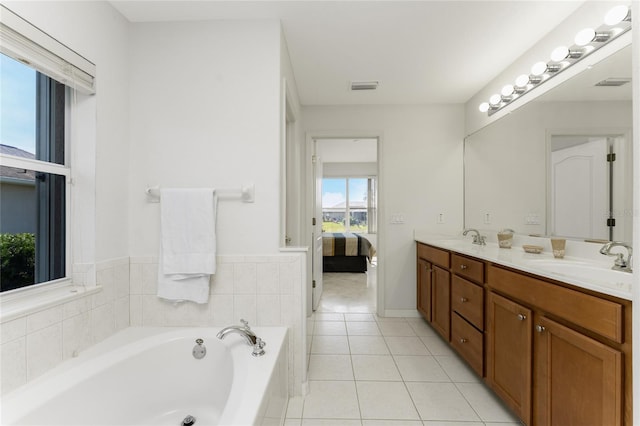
304 131 384 317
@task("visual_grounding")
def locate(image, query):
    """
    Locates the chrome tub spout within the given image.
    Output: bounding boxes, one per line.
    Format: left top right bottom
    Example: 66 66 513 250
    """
217 319 266 356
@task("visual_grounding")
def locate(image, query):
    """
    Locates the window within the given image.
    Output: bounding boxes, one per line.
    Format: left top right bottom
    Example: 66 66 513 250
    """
1 53 68 292
322 177 377 234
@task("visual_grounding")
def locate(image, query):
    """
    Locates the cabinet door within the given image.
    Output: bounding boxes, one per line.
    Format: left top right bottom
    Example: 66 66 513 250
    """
486 292 532 424
431 265 450 341
417 258 432 320
534 315 622 426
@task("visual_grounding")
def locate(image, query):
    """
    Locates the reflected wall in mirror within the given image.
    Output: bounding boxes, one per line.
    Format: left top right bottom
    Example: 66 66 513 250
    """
465 45 633 243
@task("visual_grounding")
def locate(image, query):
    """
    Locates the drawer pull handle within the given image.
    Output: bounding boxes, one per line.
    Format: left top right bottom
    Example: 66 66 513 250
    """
536 325 545 333
459 338 467 343
517 314 526 321
460 297 468 303
460 265 468 270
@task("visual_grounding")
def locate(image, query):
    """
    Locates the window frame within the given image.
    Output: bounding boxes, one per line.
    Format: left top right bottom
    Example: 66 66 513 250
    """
322 176 377 234
0 78 72 295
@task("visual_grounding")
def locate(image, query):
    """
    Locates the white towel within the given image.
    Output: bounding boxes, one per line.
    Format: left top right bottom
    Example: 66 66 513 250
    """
157 188 217 304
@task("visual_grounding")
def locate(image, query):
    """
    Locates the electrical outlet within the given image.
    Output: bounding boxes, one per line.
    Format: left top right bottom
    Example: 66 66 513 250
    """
391 214 405 224
437 213 445 224
484 212 492 224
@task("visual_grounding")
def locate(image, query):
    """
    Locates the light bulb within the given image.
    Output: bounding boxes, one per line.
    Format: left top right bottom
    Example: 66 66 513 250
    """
501 85 514 97
479 102 490 113
575 28 595 46
515 74 530 87
604 5 629 26
550 46 569 62
531 61 548 76
489 94 502 106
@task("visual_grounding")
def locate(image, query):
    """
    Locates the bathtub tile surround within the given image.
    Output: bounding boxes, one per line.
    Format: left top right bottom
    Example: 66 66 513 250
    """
0 258 130 395
129 252 307 395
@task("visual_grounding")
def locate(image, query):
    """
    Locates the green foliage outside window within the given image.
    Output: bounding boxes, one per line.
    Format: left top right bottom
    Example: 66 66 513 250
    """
0 233 35 291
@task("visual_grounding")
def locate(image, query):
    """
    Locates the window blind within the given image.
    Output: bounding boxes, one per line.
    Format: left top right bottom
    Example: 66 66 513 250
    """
0 5 95 94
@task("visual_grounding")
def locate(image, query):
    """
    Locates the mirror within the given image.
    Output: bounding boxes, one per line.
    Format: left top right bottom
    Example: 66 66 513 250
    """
464 44 633 243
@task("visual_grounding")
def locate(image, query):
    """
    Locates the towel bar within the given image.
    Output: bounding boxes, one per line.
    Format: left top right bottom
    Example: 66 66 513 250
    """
145 184 255 203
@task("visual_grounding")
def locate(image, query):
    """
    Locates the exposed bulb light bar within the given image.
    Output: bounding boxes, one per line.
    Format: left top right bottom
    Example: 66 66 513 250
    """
478 3 631 117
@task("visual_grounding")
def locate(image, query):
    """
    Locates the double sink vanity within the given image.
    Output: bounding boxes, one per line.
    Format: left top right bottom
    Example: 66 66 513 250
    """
415 232 632 426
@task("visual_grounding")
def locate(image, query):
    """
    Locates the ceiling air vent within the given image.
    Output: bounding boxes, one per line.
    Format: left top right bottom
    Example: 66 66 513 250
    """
595 78 631 87
350 81 378 91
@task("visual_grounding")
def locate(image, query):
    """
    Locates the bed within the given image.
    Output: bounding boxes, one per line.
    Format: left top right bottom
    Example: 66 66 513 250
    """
322 232 376 272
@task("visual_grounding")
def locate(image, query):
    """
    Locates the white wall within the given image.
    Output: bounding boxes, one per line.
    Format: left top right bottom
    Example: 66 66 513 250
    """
128 20 282 257
302 105 464 314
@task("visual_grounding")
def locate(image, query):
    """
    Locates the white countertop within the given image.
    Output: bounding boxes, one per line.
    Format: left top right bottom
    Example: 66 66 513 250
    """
414 231 633 301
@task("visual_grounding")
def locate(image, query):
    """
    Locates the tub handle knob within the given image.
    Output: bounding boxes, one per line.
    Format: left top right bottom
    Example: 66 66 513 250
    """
240 318 251 330
252 337 266 357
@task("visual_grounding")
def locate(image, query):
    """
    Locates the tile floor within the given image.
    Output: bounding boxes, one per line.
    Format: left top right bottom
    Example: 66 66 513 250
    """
285 268 522 426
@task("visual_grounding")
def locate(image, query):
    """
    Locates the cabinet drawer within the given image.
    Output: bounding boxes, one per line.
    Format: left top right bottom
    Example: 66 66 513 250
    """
451 313 483 377
452 275 484 330
417 243 450 269
488 265 624 343
451 254 484 284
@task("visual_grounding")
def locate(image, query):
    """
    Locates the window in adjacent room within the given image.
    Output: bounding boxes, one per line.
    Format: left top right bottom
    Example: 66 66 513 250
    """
322 177 377 234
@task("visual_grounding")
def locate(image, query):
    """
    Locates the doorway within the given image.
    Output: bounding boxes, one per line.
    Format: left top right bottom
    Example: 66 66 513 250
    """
309 137 380 315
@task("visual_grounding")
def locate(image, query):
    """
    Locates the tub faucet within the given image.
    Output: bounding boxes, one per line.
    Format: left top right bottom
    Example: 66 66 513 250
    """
217 319 266 356
463 228 486 246
599 241 632 273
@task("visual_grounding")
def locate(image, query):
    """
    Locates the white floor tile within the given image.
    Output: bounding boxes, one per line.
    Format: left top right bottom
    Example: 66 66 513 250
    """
347 321 381 336
314 321 348 336
311 335 350 354
284 418 302 426
422 422 484 426
349 336 390 355
435 355 480 383
377 321 417 337
302 419 362 426
362 421 423 426
356 381 420 420
385 336 430 355
308 354 354 380
303 381 361 419
406 382 481 422
345 313 376 322
314 313 345 322
352 355 402 381
456 382 520 423
394 355 450 382
419 335 456 356
406 319 438 337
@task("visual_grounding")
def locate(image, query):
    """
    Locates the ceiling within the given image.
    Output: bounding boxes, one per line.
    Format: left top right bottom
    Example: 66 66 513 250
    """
110 1 584 106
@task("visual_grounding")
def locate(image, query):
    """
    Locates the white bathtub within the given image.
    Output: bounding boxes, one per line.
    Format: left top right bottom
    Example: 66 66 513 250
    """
1 326 289 426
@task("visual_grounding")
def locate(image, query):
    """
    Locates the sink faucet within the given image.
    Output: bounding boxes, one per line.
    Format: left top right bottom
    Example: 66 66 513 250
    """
217 319 266 356
463 228 486 246
599 241 632 273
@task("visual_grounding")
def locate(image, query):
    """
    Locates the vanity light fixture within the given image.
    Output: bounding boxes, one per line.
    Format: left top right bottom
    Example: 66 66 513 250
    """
478 3 631 116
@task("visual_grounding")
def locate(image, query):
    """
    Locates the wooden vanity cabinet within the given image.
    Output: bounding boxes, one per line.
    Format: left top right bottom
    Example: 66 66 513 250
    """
488 264 629 426
416 243 631 425
486 291 532 424
533 315 622 426
417 243 451 341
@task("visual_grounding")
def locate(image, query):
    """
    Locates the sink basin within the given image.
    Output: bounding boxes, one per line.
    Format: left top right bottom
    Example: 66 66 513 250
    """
522 259 633 290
